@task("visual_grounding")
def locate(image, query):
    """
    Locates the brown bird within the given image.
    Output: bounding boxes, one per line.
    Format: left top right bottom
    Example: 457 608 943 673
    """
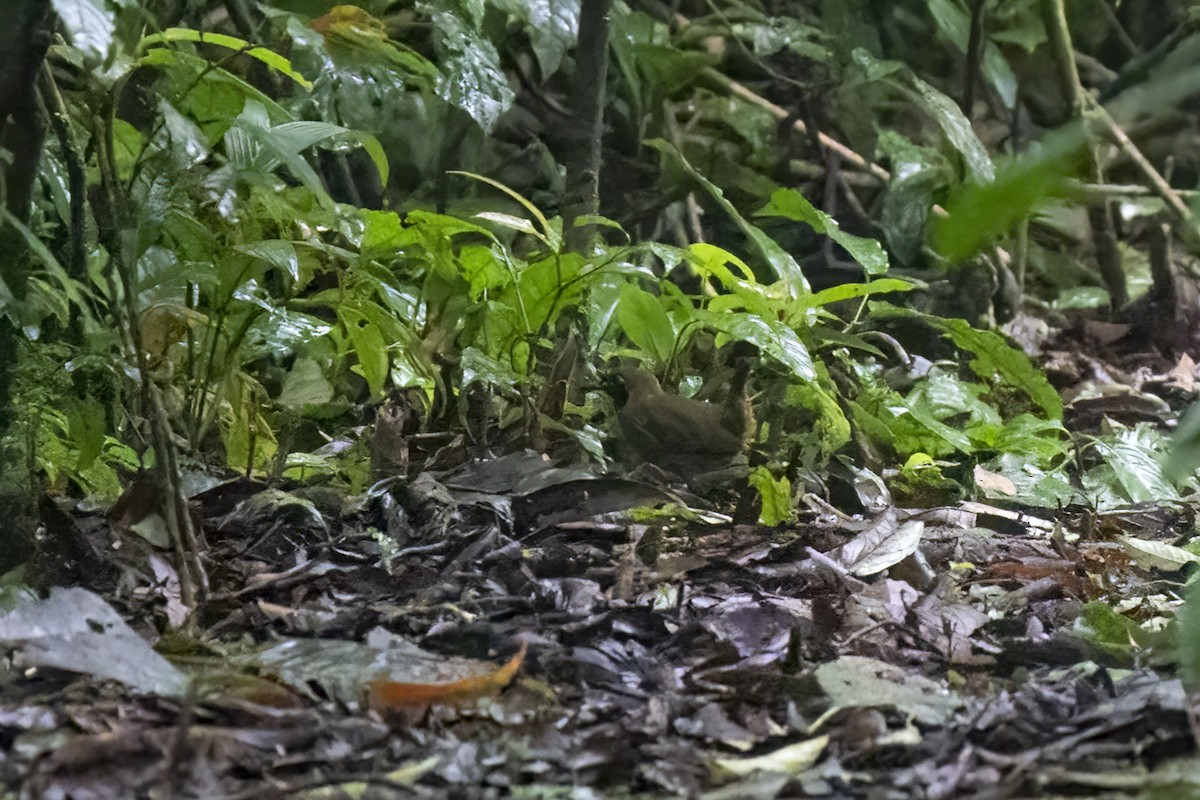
618 365 751 478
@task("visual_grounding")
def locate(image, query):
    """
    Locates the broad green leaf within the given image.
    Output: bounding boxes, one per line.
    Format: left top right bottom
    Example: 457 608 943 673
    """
1179 581 1200 691
877 130 947 265
492 0 580 75
344 311 389 398
517 251 587 334
572 214 629 241
220 376 278 473
617 284 675 364
258 117 389 186
982 414 1071 460
981 454 1079 508
729 16 830 61
687 243 757 284
459 244 510 299
902 379 979 453
422 1 515 132
137 48 293 141
932 317 1062 419
279 358 335 409
686 243 778 319
235 240 301 285
50 0 114 62
224 101 389 207
461 345 521 389
360 210 415 258
1075 601 1159 666
1090 426 1178 505
698 310 815 382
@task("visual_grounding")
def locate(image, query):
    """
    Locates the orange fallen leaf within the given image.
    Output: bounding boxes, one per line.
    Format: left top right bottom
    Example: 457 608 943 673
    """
367 640 527 714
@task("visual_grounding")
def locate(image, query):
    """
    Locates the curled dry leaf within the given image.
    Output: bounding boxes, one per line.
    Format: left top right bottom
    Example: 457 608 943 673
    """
367 640 528 714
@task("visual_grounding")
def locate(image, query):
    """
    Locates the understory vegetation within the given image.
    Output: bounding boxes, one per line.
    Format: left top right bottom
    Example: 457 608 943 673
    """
4 0 1200 796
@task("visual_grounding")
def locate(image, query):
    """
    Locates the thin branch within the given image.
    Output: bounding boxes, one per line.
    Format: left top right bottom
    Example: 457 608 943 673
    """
701 67 891 182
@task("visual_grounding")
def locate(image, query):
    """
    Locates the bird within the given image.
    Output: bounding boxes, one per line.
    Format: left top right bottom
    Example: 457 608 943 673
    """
617 364 752 479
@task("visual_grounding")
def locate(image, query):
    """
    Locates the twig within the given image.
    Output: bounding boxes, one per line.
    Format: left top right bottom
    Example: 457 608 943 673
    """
1064 179 1200 200
700 67 891 182
1094 104 1194 222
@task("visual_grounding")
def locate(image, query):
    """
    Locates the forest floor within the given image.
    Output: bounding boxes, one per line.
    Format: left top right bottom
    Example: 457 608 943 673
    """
2 324 1198 800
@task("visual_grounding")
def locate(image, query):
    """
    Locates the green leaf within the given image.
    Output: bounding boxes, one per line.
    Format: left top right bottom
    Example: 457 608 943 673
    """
51 0 114 62
873 304 1062 419
902 372 991 454
877 130 947 265
1178 580 1200 691
749 467 794 525
360 210 414 258
450 171 556 248
279 358 335 409
459 244 510 299
852 48 993 184
224 101 389 207
1075 601 1154 667
686 243 777 318
342 309 389 398
265 118 389 185
729 16 830 61
234 240 301 285
617 284 675 363
932 125 1086 262
492 0 580 75
924 0 1018 108
1167 400 1200 482
423 0 516 132
475 212 545 243
698 310 815 382
1090 425 1179 505
220 376 278 473
137 47 293 141
806 278 914 309
931 317 1062 419
139 28 314 90
759 187 890 276
980 453 1078 508
646 140 810 296
66 397 106 473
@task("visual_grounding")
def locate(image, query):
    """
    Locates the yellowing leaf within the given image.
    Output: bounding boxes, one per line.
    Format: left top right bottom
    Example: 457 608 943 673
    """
710 736 828 780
